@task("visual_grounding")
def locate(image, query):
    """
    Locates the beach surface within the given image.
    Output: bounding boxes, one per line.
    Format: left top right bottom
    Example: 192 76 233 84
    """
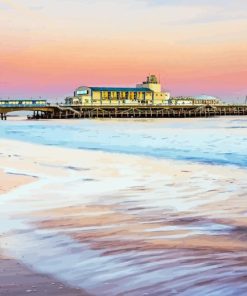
0 256 91 296
0 169 34 194
0 132 247 295
0 169 91 296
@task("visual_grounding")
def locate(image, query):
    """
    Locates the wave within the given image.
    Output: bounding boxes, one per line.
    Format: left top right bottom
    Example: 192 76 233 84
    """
1 117 247 168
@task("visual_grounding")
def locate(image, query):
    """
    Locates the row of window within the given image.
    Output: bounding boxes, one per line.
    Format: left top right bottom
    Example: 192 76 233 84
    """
0 100 47 105
97 91 152 98
72 99 169 105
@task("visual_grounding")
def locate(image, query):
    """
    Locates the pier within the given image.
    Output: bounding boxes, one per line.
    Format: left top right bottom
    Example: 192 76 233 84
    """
1 103 247 120
0 113 7 120
51 104 247 119
1 76 246 120
0 99 247 120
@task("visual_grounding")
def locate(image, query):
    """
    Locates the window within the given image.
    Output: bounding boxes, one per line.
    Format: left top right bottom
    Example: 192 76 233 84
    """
77 90 88 95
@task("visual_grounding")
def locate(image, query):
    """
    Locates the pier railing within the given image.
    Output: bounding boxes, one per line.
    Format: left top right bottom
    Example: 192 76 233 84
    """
47 104 247 119
1 102 247 120
0 103 48 108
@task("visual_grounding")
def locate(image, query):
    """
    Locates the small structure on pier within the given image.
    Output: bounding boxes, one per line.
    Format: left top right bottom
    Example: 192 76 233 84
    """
0 99 52 120
169 95 221 106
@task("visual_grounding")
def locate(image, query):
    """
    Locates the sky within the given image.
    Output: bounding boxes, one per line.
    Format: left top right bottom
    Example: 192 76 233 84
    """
0 0 246 102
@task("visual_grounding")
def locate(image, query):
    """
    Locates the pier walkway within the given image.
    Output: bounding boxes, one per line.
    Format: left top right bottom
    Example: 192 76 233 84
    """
1 102 247 120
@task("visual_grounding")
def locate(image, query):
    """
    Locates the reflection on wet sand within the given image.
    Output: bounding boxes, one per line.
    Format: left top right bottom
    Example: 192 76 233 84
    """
1 139 247 295
29 167 247 295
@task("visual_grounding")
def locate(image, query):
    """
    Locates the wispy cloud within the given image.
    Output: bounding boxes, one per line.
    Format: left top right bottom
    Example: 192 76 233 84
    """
142 0 246 7
0 0 12 10
141 0 247 25
28 5 44 11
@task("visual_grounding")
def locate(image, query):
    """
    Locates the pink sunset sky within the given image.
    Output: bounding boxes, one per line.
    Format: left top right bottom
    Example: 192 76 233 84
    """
0 0 246 102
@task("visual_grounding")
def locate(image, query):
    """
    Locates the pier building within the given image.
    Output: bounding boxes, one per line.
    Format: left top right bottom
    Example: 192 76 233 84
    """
65 75 170 106
169 95 221 106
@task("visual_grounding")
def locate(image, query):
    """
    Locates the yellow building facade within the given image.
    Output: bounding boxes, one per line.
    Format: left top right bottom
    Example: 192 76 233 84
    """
65 75 170 106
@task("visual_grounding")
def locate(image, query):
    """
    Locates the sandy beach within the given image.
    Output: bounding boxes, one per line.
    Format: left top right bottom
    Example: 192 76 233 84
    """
0 135 247 295
0 170 34 194
0 256 91 296
0 168 91 296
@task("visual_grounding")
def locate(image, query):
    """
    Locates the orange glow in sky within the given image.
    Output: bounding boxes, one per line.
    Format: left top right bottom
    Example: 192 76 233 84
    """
0 0 246 101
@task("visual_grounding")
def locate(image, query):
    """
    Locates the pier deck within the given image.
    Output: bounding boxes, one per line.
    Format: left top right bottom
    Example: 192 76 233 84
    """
43 104 247 119
1 104 247 120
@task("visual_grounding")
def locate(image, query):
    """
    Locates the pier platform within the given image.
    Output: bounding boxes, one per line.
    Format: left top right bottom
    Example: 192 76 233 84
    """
1 104 247 120
37 104 247 119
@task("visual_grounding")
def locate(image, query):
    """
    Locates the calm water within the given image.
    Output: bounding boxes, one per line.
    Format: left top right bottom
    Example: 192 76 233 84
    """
1 116 247 296
1 117 247 167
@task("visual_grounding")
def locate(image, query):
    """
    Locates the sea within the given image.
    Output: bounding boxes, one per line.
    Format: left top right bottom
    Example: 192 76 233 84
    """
1 116 247 296
1 117 247 167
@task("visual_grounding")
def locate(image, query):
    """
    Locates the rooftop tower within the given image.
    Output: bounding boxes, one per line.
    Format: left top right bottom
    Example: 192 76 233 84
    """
137 74 161 93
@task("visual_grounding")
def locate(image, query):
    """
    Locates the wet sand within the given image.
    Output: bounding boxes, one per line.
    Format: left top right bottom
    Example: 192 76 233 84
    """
0 169 92 296
0 256 91 296
1 138 247 295
0 170 34 194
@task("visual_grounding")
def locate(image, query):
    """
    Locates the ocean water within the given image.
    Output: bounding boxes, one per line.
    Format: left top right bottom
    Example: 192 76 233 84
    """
1 117 247 167
1 116 247 296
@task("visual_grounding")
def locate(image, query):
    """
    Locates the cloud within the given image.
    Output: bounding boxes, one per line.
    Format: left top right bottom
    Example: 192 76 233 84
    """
0 1 11 10
142 0 245 7
140 0 247 25
28 5 44 11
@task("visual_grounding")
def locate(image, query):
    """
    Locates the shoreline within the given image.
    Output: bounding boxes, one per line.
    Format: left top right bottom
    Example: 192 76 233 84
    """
1 138 247 295
0 169 92 296
0 170 35 195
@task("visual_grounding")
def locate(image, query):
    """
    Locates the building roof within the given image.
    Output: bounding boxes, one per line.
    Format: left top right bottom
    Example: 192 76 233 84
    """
90 87 153 92
0 99 46 101
192 95 220 100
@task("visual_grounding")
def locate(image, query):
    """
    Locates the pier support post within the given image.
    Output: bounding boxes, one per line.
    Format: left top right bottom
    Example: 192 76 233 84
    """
1 113 7 120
